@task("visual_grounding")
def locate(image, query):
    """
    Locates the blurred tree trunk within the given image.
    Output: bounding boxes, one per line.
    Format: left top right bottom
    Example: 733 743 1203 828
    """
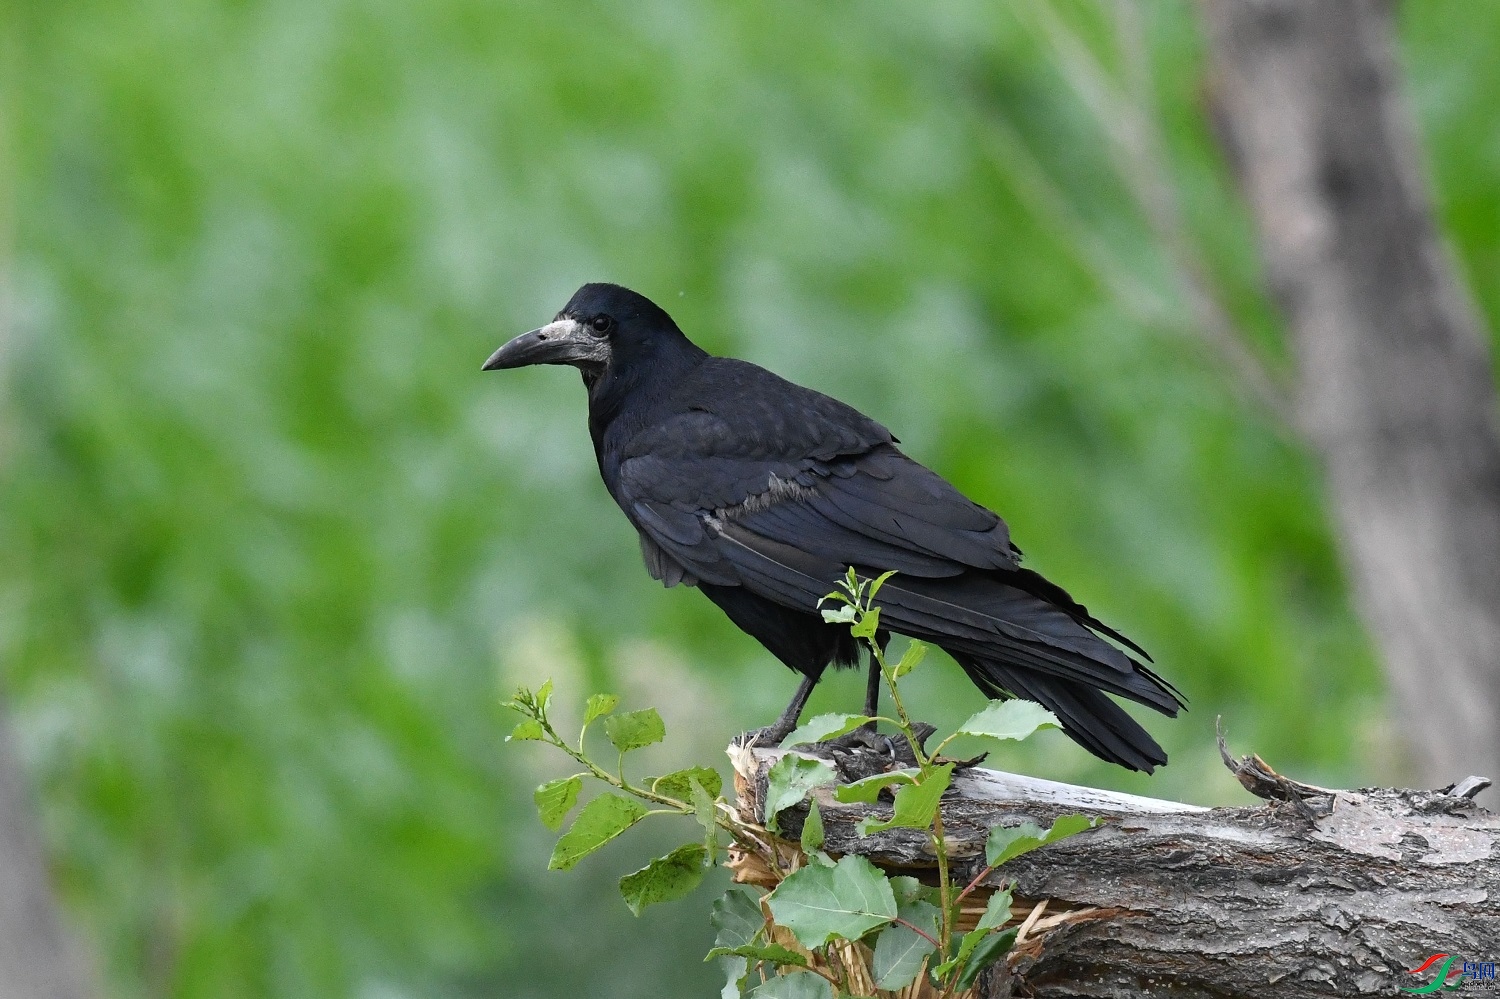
1 53 95 995
0 701 95 999
1200 0 1500 790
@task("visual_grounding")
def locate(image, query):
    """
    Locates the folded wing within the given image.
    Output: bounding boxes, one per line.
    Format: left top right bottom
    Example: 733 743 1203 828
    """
609 371 1182 771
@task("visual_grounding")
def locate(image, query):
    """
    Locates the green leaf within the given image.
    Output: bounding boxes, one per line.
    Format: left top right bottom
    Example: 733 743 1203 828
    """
864 569 898 602
953 700 1060 743
652 766 723 801
766 855 897 947
889 876 931 906
535 679 554 717
618 843 707 915
711 890 762 998
719 957 748 999
984 814 1097 867
1040 812 1096 844
506 719 546 742
818 586 852 607
955 928 1016 990
748 971 833 999
934 887 1013 985
892 640 927 679
872 899 939 990
850 605 881 640
689 774 719 858
857 764 953 835
705 943 808 967
604 707 665 753
975 885 1013 932
780 713 873 748
820 604 857 625
533 775 583 830
583 693 620 725
831 768 919 804
711 889 765 949
547 794 647 870
801 798 834 867
763 754 836 832
798 798 827 859
984 822 1046 867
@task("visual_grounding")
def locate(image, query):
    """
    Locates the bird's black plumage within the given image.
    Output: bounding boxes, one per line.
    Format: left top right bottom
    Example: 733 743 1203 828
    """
485 283 1184 772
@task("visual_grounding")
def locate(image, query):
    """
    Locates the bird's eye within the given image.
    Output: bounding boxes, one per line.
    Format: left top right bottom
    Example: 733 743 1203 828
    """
591 315 614 335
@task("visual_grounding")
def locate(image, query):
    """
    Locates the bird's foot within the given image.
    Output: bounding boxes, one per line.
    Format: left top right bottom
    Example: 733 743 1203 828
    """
825 725 900 757
732 720 944 772
805 722 936 781
732 720 797 750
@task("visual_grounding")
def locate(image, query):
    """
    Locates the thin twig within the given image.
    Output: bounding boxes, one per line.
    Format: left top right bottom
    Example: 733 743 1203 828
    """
932 811 952 956
892 916 942 949
1018 0 1291 417
975 114 1170 325
952 862 998 912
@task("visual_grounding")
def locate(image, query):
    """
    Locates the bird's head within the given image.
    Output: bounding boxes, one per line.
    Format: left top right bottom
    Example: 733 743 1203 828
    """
482 283 689 380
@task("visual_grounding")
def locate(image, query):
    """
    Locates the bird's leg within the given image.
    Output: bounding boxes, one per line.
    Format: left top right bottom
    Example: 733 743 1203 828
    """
829 634 899 757
736 670 822 748
861 629 890 727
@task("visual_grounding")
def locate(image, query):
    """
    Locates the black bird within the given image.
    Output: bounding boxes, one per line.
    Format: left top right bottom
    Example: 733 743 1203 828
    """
484 283 1183 771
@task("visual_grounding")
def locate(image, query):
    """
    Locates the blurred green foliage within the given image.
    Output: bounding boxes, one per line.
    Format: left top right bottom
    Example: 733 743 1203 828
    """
4 0 1498 996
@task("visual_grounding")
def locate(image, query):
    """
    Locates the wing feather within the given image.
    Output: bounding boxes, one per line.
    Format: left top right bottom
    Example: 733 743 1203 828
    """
710 522 1177 711
599 354 1179 769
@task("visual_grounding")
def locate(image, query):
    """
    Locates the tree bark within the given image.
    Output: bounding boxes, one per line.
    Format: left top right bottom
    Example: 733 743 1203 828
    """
1198 0 1500 792
731 742 1500 999
0 701 95 999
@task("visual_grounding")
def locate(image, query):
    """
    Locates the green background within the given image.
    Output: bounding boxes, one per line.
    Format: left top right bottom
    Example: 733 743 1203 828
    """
5 1 1498 996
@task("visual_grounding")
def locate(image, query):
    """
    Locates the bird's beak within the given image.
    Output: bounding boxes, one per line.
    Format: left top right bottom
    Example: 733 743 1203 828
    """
481 318 606 371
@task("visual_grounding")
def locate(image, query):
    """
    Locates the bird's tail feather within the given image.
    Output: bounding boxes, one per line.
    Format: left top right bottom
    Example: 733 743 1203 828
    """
951 652 1170 773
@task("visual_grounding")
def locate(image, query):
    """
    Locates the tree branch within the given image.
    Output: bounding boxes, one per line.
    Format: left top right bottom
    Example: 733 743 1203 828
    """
729 739 1498 998
1015 1 1291 417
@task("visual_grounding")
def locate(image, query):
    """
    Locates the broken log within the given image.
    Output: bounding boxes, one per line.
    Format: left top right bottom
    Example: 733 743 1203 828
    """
727 738 1498 998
